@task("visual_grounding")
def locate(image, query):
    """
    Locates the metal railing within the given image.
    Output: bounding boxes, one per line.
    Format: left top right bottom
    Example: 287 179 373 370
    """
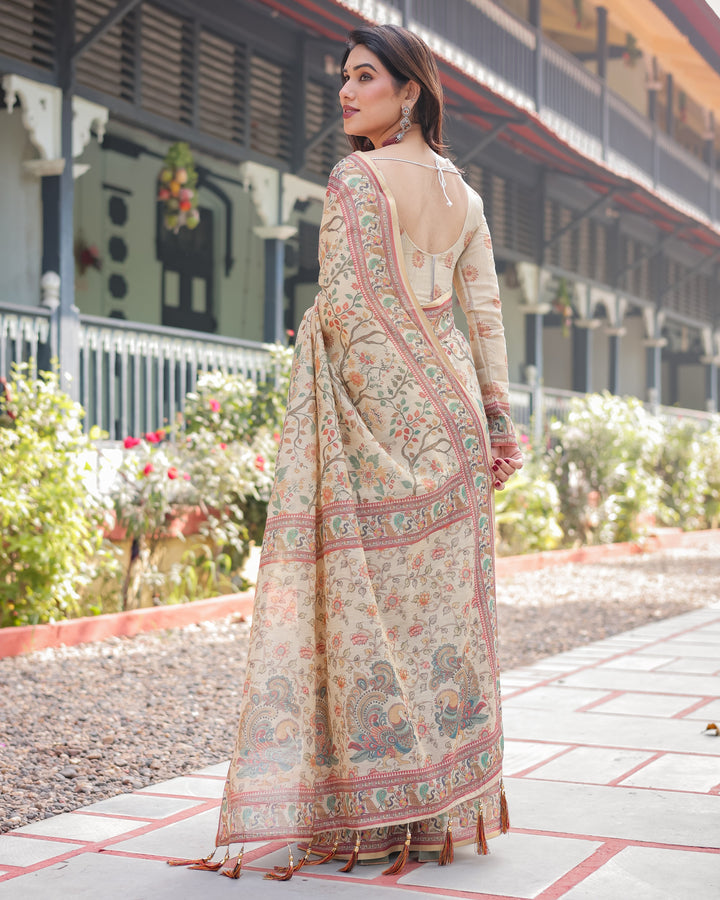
77 316 272 439
0 302 52 379
385 0 720 224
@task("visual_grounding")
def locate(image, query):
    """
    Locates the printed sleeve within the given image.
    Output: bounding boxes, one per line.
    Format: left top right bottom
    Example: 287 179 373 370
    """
453 201 517 448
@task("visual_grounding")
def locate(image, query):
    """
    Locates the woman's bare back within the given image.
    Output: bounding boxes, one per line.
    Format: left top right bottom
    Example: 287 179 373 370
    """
364 147 468 255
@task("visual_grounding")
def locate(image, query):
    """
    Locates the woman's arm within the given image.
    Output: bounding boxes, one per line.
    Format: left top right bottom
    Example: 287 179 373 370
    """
453 200 522 488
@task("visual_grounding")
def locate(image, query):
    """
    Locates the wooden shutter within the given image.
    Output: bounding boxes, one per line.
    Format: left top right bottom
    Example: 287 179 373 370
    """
139 4 193 125
75 0 135 102
0 0 54 72
249 52 292 162
197 29 246 144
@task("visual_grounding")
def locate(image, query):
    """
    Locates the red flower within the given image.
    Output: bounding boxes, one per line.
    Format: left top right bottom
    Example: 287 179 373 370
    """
156 428 166 440
254 454 266 472
143 463 154 476
123 436 141 449
286 328 295 338
209 399 221 412
273 431 281 443
219 442 227 450
167 467 179 480
145 431 160 444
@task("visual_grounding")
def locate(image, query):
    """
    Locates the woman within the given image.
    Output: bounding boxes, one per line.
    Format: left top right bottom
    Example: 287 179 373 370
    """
171 24 522 880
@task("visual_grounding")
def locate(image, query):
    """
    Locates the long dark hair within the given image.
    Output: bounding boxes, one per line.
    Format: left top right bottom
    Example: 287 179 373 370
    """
341 25 446 153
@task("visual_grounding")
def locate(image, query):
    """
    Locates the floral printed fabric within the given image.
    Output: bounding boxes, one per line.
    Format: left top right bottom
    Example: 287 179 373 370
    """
216 153 517 856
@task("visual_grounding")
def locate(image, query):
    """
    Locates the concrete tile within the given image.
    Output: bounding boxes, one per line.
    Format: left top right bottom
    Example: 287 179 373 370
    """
637 642 720 659
620 753 720 793
0 850 435 899
112 808 224 858
139 776 226 798
79 794 204 819
599 655 676 671
559 668 720 696
588 692 702 718
657 658 720 675
398 833 602 898
503 685 609 711
246 844 382 881
503 740 571 775
194 761 229 777
560 845 720 900
14 813 142 841
682 699 720 720
507 777 720 847
0 835 82 867
528 747 655 784
504 705 718 754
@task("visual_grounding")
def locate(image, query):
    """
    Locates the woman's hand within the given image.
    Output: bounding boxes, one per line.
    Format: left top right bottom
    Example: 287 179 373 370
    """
491 443 523 491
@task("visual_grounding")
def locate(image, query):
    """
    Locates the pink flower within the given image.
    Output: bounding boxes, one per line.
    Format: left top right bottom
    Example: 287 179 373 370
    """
273 432 281 443
209 399 221 413
145 431 160 444
520 434 530 444
123 436 141 449
167 467 178 480
219 442 227 450
182 472 191 481
143 463 154 476
286 328 295 338
255 454 266 472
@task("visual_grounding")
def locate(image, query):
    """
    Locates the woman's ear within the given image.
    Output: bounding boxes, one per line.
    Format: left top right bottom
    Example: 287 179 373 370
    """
403 80 421 105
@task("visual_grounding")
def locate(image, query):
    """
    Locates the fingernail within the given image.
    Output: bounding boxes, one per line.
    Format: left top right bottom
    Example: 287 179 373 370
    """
492 462 499 471
494 480 501 488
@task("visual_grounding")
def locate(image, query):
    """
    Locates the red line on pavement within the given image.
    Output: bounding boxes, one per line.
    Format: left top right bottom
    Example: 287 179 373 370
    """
535 839 627 899
606 751 665 786
575 690 625 712
511 746 575 778
0 798 221 881
672 697 718 718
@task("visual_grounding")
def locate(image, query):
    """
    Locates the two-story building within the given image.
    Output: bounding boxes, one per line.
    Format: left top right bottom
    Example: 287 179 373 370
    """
2 0 720 438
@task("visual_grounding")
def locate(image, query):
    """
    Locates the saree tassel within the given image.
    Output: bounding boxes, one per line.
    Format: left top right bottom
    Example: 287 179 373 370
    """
303 836 339 866
439 820 454 866
290 838 315 874
221 847 244 879
166 847 221 868
339 832 361 873
188 848 229 872
264 846 294 881
382 825 411 876
500 780 510 834
476 809 489 856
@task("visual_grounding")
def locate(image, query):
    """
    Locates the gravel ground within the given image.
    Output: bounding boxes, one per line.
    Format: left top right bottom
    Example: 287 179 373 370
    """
1 539 718 834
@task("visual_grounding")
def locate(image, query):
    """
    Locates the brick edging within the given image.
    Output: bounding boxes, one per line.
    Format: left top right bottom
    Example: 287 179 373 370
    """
1 528 717 659
494 527 718 576
0 592 254 659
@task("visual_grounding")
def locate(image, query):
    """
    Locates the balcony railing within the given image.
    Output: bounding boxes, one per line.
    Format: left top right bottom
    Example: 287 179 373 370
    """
0 302 52 379
383 0 720 225
77 316 273 440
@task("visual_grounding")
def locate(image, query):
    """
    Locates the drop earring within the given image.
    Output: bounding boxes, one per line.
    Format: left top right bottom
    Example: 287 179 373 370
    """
382 105 413 146
397 105 412 141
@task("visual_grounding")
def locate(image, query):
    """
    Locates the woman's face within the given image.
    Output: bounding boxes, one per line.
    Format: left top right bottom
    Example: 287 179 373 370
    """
339 45 409 147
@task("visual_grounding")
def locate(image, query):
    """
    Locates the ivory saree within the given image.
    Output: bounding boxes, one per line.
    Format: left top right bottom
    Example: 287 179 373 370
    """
216 152 517 860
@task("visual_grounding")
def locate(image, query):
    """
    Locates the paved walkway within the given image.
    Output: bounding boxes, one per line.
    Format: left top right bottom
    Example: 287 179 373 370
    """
1 606 719 899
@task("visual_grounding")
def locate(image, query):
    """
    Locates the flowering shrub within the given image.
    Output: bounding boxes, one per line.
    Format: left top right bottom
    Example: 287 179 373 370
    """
655 419 708 531
494 454 563 556
547 393 664 545
0 366 117 626
106 347 293 608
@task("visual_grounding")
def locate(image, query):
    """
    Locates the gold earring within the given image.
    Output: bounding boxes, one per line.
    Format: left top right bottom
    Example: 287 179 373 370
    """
396 105 412 141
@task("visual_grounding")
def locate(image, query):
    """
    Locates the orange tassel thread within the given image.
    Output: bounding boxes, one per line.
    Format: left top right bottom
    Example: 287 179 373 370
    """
500 781 510 834
382 825 412 876
304 835 339 866
167 848 221 868
189 848 229 872
264 846 294 881
291 838 315 874
221 847 244 879
476 809 489 855
339 832 361 873
439 820 454 866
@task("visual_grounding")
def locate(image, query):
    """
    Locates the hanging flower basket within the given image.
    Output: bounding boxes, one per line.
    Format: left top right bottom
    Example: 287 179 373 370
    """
622 33 642 67
157 142 200 233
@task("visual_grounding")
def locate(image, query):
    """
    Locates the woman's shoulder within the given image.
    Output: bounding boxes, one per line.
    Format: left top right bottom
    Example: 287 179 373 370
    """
328 152 366 184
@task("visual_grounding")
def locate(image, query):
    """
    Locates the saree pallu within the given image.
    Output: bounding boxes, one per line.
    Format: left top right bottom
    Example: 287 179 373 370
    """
217 153 508 858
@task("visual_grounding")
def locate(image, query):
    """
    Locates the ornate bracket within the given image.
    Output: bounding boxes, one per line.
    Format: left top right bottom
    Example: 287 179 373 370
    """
3 75 107 178
515 262 552 314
